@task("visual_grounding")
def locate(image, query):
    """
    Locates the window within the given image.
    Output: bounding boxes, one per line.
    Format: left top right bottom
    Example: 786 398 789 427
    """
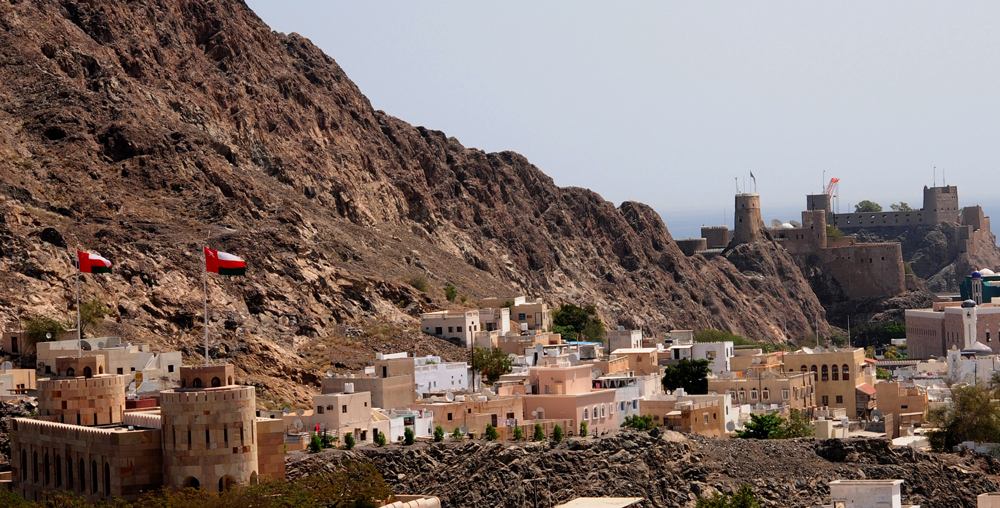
738 390 746 401
456 326 462 333
750 389 758 400
583 408 589 420
836 395 843 404
593 406 598 419
703 414 709 424
168 365 174 373
518 313 526 321
435 327 443 335
448 327 453 333
821 365 829 381
447 413 453 421
832 365 839 381
632 400 637 410
116 368 123 375
811 365 818 381
601 404 606 418
782 390 790 400
706 351 716 360
762 390 769 401
822 395 829 406
316 406 324 414
901 405 908 409
842 364 850 381
224 428 228 443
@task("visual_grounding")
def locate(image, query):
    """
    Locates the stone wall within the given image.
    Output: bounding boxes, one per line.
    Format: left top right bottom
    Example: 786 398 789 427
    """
37 376 126 426
255 418 286 482
732 194 765 244
10 418 163 502
817 243 906 299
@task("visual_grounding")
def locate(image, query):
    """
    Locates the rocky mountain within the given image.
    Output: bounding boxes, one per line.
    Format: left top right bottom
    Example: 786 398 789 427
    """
0 0 834 402
288 432 1000 508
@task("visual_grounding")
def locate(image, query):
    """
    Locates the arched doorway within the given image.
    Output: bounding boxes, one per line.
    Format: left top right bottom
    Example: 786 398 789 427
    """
219 475 237 491
211 377 221 387
83 366 92 379
184 477 200 490
250 471 258 485
66 367 75 377
192 378 202 388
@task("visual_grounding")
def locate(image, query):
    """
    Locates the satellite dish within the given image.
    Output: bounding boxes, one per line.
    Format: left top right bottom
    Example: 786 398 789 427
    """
98 342 105 348
0 361 12 371
326 370 334 378
445 392 455 402
296 409 305 416
771 219 783 228
293 420 303 431
459 426 467 435
531 410 538 418
430 396 440 403
283 407 291 415
508 353 518 361
45 333 52 340
790 220 802 228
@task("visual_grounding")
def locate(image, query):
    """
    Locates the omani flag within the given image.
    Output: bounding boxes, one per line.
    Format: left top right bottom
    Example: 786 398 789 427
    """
78 250 112 274
205 247 246 276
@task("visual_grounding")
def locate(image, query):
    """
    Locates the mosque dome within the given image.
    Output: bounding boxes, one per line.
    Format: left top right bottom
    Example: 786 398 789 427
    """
972 271 983 279
963 341 994 355
962 299 978 308
981 268 996 276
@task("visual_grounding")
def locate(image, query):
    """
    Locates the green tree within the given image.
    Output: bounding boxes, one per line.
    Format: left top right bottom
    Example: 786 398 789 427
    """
512 425 523 441
308 433 323 453
484 424 499 441
404 427 415 445
890 202 913 212
661 358 711 394
25 316 68 345
79 297 112 338
551 303 605 341
472 346 513 383
622 414 655 431
697 485 761 508
781 409 815 438
865 346 876 359
855 200 883 213
579 421 588 437
433 425 445 442
444 285 458 302
452 427 464 440
374 429 387 447
826 224 845 240
553 424 564 443
928 382 1000 451
344 432 355 450
735 413 786 439
884 345 901 359
876 367 891 379
532 423 545 442
552 325 578 341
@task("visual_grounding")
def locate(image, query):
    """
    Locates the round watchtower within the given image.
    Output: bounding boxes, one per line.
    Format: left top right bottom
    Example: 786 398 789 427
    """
732 193 766 245
160 364 259 492
37 355 125 426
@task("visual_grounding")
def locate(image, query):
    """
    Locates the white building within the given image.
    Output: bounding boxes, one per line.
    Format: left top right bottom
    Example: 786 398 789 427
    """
607 328 643 352
478 308 511 334
813 479 919 508
691 341 734 374
946 347 1000 385
35 337 181 394
594 373 641 426
413 355 470 397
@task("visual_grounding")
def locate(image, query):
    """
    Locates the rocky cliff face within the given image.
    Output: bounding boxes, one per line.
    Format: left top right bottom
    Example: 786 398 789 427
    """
0 0 833 401
288 432 1000 508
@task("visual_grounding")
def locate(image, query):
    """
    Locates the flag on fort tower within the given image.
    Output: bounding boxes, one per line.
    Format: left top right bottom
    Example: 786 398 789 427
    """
204 247 246 276
77 250 112 273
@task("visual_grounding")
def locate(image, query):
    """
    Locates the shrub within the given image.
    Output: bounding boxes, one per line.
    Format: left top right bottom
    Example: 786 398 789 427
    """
344 432 355 450
662 359 711 395
622 414 655 431
472 346 513 383
404 427 415 445
374 430 387 447
25 316 68 344
321 432 336 448
444 285 457 302
452 427 463 440
79 297 112 338
434 425 445 442
485 424 499 441
532 423 545 442
308 433 323 453
580 421 588 437
553 424 564 443
697 485 761 508
512 426 523 441
408 275 429 293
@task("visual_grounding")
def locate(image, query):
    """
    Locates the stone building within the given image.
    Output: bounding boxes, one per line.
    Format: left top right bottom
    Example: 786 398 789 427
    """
10 359 284 502
707 371 816 410
906 297 1000 359
874 382 928 439
782 347 876 419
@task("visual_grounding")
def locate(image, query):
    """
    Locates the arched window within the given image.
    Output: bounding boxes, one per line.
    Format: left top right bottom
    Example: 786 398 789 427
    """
601 404 606 418
66 367 75 377
842 364 850 381
91 460 97 494
32 451 38 484
192 378 202 388
83 366 92 379
67 458 73 491
800 365 807 373
821 365 829 382
79 459 85 492
593 406 598 420
810 365 818 381
55 455 61 488
104 462 111 496
43 452 49 485
583 408 589 420
20 450 26 481
228 376 233 385
99 366 104 374
211 377 221 387
831 365 839 381
750 389 758 400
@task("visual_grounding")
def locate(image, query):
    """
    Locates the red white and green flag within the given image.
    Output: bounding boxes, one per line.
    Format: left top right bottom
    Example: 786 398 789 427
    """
205 247 246 276
77 250 112 274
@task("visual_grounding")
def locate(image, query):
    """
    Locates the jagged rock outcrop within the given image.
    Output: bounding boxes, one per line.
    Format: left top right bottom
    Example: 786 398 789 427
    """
0 0 835 403
287 431 1000 508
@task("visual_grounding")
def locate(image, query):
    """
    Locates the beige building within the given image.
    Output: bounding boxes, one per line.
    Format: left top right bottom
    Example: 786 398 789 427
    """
729 350 785 375
607 329 643 352
708 371 815 409
36 337 181 394
642 393 731 438
420 311 481 347
322 354 416 409
2 329 77 357
481 296 551 332
410 394 524 436
0 364 36 398
875 382 929 439
610 348 659 377
10 359 285 501
782 347 876 419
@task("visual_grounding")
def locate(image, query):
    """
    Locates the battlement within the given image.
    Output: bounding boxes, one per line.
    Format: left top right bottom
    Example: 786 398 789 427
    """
161 385 255 405
123 411 162 429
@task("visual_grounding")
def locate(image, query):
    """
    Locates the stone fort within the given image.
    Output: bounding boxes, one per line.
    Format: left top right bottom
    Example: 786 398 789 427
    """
675 184 991 300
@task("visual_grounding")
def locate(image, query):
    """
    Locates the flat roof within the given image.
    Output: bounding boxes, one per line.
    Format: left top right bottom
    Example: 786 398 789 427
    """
553 498 644 508
611 348 657 354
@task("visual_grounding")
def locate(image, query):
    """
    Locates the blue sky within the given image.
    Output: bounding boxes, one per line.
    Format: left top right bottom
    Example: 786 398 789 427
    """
246 1 1000 238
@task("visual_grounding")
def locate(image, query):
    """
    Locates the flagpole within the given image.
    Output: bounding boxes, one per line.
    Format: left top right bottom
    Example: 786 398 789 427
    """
203 247 209 365
76 260 81 358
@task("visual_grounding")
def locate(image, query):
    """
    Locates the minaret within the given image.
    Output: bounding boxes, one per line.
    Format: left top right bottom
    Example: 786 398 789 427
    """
972 270 984 305
962 299 979 349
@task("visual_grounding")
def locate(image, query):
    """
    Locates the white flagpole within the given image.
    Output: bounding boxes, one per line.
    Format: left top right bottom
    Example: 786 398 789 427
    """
204 248 209 365
76 259 82 358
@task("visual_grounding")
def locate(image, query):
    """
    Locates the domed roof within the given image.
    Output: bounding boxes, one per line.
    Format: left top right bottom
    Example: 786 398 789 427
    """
981 268 996 276
963 341 994 354
962 299 978 308
973 271 983 279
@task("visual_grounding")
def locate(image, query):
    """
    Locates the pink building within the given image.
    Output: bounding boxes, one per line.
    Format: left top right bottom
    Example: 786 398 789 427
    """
521 361 617 436
906 301 1000 359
